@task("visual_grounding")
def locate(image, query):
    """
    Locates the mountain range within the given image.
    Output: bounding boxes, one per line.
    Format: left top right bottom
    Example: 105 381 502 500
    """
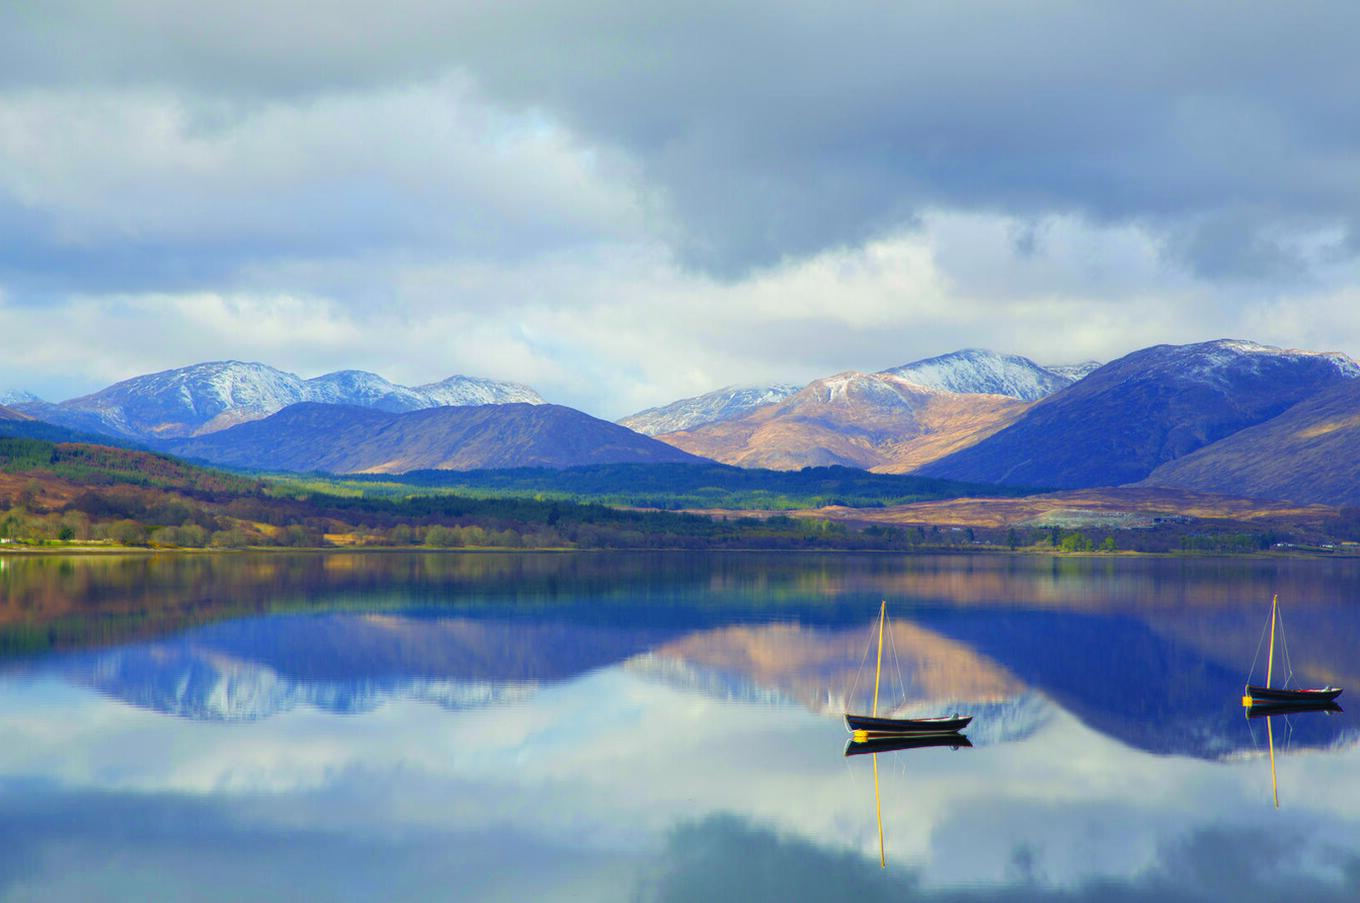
11 360 543 441
655 371 1031 472
619 350 1086 440
9 341 1360 503
647 350 1081 472
917 340 1360 490
166 402 703 473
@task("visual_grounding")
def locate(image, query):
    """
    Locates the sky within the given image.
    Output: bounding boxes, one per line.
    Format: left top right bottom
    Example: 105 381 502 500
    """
3 2 1360 419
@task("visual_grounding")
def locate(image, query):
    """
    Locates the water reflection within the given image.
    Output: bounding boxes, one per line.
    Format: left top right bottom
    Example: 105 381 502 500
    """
636 815 1360 902
844 733 974 756
31 603 1351 758
1 552 1359 900
1243 703 1347 811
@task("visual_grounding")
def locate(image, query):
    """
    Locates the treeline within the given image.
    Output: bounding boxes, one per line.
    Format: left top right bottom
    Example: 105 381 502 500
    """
1 439 1343 555
0 439 985 551
305 461 1039 510
0 438 256 494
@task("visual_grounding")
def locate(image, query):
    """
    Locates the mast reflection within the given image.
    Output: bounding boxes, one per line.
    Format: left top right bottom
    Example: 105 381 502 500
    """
1245 702 1343 809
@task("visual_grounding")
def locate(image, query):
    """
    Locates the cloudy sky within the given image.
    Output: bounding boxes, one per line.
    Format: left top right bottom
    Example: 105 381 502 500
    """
3 2 1360 418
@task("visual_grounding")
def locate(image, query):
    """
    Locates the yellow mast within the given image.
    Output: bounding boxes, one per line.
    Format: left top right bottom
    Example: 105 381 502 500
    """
1266 716 1279 810
872 600 886 717
873 752 886 868
1266 594 1278 687
872 600 888 867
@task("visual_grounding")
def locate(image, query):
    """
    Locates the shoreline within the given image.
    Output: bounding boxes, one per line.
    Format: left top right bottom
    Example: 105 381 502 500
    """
1 543 1353 560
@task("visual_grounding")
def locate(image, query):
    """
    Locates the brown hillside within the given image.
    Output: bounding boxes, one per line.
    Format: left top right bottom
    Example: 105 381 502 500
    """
790 487 1339 530
1140 379 1360 506
656 372 1028 472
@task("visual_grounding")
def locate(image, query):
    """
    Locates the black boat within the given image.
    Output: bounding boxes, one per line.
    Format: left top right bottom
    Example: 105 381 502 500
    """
843 713 973 735
843 600 969 736
844 732 973 757
1241 594 1343 710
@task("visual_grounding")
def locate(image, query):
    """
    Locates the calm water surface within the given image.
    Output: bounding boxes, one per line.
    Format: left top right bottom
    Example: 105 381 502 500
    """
1 552 1358 901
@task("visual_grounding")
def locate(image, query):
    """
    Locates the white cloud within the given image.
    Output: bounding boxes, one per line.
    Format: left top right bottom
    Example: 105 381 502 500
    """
5 210 1360 416
3 4 1360 414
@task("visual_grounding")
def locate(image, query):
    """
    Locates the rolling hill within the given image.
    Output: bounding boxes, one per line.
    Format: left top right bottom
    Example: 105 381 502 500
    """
166 402 707 473
656 371 1030 472
1140 378 1360 506
917 340 1360 489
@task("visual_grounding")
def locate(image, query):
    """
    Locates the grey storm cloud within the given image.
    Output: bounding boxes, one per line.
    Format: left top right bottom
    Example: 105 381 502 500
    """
5 2 1360 415
3 1 1360 279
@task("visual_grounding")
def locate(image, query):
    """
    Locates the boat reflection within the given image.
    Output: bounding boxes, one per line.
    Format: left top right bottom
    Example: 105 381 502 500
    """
1247 702 1344 810
1246 700 1343 720
843 721 974 869
843 731 973 757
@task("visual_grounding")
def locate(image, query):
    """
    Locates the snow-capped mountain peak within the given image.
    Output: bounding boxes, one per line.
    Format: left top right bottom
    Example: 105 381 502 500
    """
413 375 545 407
878 349 1073 401
1179 339 1360 381
0 389 43 405
38 361 548 440
618 383 802 435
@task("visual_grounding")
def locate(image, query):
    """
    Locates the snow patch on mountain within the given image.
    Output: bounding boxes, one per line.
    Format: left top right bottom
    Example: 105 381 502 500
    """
414 374 544 407
0 389 42 405
809 371 936 407
38 361 547 439
879 349 1072 401
1043 361 1102 382
619 384 801 435
1177 339 1360 384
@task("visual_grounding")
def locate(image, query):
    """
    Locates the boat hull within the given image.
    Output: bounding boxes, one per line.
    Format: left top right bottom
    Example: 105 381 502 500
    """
843 713 972 734
1245 685 1342 703
844 733 973 757
1246 700 1343 719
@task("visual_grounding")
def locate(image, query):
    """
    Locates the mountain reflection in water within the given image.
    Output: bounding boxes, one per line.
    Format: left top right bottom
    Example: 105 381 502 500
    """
1 551 1358 901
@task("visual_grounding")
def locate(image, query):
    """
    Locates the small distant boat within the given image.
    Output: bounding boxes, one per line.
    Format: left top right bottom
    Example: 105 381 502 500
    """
843 600 971 737
844 732 973 757
1241 594 1343 709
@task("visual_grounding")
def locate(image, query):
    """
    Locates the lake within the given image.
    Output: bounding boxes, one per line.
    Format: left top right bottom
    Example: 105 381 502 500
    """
1 551 1358 901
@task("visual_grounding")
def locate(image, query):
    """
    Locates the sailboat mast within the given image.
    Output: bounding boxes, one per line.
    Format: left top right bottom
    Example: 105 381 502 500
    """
1267 594 1278 687
872 601 889 866
873 752 886 868
1266 716 1279 810
872 600 886 718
